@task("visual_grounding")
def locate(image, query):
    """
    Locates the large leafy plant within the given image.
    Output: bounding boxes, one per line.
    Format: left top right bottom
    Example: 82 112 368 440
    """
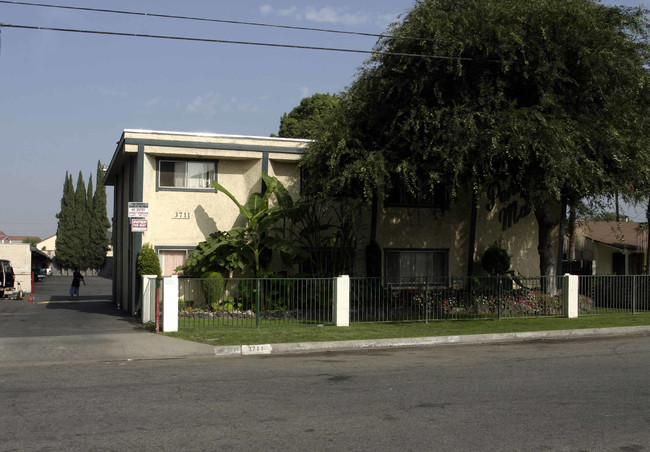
205 173 306 277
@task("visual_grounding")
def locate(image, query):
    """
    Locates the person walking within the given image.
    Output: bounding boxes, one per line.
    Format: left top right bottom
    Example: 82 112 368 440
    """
69 268 86 300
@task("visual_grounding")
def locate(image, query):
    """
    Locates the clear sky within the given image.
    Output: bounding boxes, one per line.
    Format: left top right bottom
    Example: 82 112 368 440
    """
0 0 648 239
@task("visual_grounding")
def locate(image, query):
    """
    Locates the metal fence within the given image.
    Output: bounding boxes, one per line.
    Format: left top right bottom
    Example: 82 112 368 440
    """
578 275 650 315
177 277 334 328
170 274 650 329
350 276 570 322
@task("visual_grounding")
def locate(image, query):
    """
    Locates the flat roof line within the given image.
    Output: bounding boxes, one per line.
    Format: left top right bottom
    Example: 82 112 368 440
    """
123 129 312 143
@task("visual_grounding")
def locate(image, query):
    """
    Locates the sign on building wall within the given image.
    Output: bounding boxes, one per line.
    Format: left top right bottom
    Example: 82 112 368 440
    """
131 218 148 232
128 202 149 218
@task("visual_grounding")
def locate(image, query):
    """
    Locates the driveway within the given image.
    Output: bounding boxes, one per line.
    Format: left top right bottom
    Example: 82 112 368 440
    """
0 275 215 364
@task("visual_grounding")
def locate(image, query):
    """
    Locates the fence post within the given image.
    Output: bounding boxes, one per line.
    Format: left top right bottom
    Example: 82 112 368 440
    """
562 274 578 318
498 277 502 320
141 275 156 324
162 276 179 332
256 279 261 328
334 275 350 327
632 275 637 315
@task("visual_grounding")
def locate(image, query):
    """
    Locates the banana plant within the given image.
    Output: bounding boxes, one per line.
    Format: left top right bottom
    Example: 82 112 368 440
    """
208 173 304 277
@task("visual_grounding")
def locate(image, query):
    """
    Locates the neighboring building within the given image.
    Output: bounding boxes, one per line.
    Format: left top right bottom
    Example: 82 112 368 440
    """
36 235 114 276
0 231 41 244
36 235 56 259
0 243 51 293
104 129 559 316
566 221 648 275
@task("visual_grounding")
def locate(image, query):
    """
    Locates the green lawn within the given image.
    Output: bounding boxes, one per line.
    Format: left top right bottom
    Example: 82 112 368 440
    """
162 314 650 346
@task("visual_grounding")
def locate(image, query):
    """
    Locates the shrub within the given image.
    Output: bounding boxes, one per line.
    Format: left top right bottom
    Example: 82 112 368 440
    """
481 242 511 276
201 271 224 310
136 243 161 277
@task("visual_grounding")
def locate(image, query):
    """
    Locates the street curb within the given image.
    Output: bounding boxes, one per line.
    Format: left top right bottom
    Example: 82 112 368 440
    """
211 325 650 357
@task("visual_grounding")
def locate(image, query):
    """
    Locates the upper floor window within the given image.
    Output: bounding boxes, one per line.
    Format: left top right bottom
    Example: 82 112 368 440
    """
158 160 216 190
385 181 449 209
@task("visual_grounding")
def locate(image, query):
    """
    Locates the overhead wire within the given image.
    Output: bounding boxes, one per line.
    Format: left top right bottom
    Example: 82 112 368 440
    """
0 0 422 42
0 23 483 61
0 0 493 61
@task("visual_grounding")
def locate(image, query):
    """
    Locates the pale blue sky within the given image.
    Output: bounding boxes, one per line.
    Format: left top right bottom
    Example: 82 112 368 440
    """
0 0 648 238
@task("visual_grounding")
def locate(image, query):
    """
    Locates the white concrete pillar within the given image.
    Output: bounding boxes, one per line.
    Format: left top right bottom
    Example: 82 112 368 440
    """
334 275 350 327
562 274 579 318
162 275 179 332
141 275 157 324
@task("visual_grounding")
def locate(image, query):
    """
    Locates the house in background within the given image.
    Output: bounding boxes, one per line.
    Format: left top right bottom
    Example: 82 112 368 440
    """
36 235 56 260
35 235 114 277
565 221 648 275
0 231 40 244
104 129 558 316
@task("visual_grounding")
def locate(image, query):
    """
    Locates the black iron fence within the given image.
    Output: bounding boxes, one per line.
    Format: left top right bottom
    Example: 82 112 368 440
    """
177 277 334 328
578 275 650 315
350 276 575 322
167 274 650 329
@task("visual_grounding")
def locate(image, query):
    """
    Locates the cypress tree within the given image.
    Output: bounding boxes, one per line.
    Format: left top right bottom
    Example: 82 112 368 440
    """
86 175 98 271
90 161 111 271
56 163 112 273
73 171 90 270
55 172 76 270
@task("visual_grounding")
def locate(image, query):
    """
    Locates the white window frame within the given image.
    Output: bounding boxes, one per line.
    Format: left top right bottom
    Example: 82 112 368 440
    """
158 159 217 191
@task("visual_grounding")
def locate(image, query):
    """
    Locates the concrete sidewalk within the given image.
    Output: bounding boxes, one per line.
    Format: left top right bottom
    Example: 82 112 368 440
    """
215 325 650 357
2 275 649 363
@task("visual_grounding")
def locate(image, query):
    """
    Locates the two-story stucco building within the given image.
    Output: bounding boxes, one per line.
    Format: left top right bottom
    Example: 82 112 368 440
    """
104 130 309 314
105 129 557 315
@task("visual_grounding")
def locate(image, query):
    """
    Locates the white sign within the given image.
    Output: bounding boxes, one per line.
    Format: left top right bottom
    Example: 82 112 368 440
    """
131 218 148 232
128 202 149 218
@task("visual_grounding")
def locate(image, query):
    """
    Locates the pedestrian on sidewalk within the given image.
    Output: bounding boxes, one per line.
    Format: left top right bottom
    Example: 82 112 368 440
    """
69 269 86 300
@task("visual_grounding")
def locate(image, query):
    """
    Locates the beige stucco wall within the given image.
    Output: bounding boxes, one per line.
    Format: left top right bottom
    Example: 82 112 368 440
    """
0 243 33 293
36 235 56 257
376 187 556 277
139 152 264 246
595 245 613 275
474 192 549 277
377 189 472 276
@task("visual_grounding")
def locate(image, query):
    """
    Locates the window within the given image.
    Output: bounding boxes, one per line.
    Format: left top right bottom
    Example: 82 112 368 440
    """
158 160 216 190
385 249 448 283
158 249 191 276
385 181 449 209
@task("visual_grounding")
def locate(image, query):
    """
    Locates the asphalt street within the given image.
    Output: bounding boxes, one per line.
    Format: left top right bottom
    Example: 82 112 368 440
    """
1 334 649 451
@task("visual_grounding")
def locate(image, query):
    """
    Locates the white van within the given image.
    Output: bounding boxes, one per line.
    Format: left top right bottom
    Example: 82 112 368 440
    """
1 259 15 297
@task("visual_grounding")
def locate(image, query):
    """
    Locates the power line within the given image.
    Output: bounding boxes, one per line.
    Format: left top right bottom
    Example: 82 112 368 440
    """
0 0 417 42
0 23 480 61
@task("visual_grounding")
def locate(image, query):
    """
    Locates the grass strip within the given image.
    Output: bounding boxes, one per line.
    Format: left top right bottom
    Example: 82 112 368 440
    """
163 314 650 346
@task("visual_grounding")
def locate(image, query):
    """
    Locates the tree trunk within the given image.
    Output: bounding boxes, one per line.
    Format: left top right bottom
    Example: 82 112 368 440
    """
567 206 577 261
535 205 559 295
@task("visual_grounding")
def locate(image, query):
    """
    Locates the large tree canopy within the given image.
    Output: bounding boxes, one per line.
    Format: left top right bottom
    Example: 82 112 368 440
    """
302 0 650 277
276 93 339 139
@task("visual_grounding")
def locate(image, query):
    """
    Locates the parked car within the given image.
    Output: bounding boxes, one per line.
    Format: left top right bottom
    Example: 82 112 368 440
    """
34 268 46 282
1 259 15 297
